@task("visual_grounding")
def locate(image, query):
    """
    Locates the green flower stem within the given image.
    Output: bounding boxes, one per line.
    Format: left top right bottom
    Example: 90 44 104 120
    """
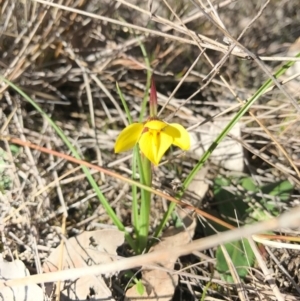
132 146 140 239
138 155 152 253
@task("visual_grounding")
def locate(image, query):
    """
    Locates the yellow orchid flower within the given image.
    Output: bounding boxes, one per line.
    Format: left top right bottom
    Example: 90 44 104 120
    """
115 119 190 165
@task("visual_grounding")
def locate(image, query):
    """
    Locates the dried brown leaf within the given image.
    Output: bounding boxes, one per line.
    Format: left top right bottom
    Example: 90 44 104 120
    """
126 210 196 301
0 255 44 301
43 229 124 301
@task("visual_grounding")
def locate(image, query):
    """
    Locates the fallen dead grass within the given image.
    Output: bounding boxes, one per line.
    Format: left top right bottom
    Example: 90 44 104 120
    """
0 0 300 300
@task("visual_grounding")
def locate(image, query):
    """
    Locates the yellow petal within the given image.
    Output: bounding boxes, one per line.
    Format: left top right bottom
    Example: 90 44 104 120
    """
164 123 190 150
114 123 143 153
144 119 167 131
139 131 172 165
